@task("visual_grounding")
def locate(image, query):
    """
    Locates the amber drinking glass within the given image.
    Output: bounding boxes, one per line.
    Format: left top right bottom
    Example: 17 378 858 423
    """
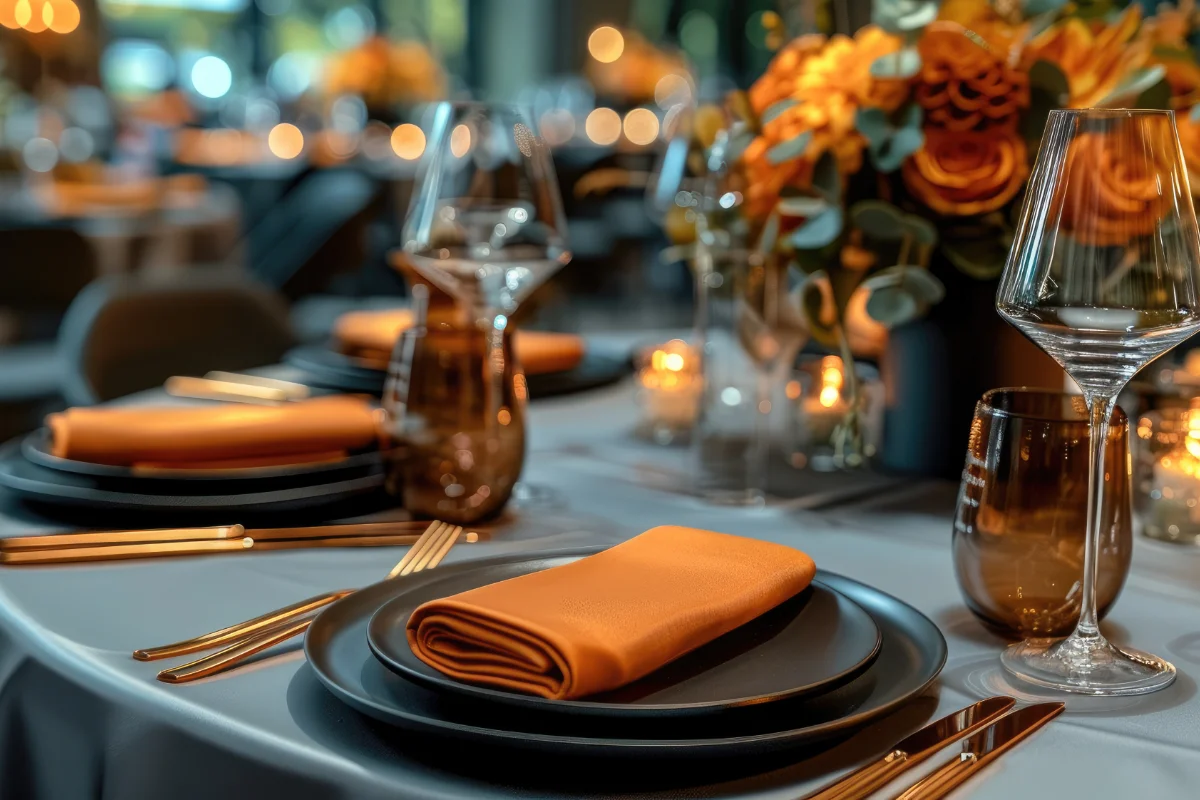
953 389 1132 639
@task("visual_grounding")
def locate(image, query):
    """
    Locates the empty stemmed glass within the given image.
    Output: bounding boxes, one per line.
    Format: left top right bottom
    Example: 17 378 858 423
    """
997 108 1200 694
401 102 572 519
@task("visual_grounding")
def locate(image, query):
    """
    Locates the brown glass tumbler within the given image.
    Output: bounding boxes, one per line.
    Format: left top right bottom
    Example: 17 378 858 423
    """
952 389 1132 639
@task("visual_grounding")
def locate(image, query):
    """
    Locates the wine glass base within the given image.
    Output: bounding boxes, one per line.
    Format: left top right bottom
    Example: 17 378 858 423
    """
1001 635 1176 696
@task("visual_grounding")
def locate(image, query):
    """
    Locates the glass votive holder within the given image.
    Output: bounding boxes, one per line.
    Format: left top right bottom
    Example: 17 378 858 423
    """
634 339 701 445
785 355 883 471
952 389 1132 639
1133 398 1200 544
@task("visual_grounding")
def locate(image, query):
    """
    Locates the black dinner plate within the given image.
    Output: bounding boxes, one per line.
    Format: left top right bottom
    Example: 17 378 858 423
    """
283 343 631 399
20 428 386 483
366 578 880 720
305 548 947 759
0 438 386 514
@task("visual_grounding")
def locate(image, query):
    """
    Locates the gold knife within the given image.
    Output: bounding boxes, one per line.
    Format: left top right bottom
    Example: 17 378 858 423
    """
894 702 1065 800
800 696 1016 800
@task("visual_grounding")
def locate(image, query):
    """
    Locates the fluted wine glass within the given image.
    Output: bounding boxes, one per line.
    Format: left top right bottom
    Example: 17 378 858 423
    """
402 102 572 515
997 108 1200 695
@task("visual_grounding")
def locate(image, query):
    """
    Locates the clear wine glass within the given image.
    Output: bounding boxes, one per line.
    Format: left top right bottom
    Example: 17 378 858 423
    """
997 108 1200 695
402 102 572 514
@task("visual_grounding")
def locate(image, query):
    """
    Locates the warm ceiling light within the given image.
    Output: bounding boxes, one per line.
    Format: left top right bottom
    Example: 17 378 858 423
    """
588 26 625 63
623 108 660 146
390 123 425 160
0 0 19 28
267 123 304 159
46 0 78 33
538 109 575 147
450 124 471 158
585 108 621 146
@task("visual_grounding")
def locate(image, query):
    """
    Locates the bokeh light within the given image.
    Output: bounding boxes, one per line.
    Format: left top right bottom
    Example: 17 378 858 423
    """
538 109 575 147
191 55 233 99
450 124 472 158
391 123 426 160
588 26 625 63
0 0 18 28
679 10 719 60
268 123 304 159
654 74 692 110
45 0 80 33
22 138 58 173
59 127 94 162
623 108 659 146
585 108 621 146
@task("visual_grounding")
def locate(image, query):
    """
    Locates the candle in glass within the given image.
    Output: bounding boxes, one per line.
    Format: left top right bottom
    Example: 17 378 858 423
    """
637 339 701 443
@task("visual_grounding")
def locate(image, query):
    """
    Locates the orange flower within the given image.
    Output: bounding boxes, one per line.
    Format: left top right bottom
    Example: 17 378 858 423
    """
1059 131 1171 246
1025 7 1147 108
742 26 904 218
916 21 1028 132
902 127 1027 216
1178 113 1200 187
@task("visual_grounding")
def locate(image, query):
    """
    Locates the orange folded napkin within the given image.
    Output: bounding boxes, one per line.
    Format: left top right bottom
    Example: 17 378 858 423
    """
333 308 585 375
406 526 816 700
47 395 383 467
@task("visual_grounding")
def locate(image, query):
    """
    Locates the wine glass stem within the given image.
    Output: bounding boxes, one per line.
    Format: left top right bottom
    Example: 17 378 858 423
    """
1077 394 1117 641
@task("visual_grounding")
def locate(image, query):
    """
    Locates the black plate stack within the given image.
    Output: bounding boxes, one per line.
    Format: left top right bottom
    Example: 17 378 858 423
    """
0 431 388 520
306 547 948 760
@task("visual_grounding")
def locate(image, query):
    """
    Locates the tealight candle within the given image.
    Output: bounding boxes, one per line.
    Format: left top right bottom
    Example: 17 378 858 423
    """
800 356 847 444
636 339 700 443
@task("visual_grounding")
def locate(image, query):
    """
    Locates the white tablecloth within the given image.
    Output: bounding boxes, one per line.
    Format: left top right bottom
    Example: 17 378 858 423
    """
0 367 1197 798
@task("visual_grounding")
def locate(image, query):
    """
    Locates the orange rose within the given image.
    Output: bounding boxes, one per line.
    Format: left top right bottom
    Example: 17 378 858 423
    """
902 127 1027 216
1059 131 1170 246
1178 113 1200 188
1025 7 1147 109
742 26 904 218
916 22 1028 132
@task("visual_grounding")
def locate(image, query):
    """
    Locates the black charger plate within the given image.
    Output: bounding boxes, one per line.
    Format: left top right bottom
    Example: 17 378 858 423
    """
306 548 947 759
283 343 630 399
367 579 880 720
21 428 385 482
0 438 385 514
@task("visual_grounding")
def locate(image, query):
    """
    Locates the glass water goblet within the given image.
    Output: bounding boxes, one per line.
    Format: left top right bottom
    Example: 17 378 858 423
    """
996 108 1200 694
402 102 572 518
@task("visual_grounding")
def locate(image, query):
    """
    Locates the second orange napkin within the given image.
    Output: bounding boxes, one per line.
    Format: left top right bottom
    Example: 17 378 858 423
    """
406 526 816 700
47 395 383 467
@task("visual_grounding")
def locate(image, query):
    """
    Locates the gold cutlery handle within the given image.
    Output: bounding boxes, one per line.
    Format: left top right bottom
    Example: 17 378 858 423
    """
0 538 253 565
0 525 245 551
893 753 977 800
157 617 315 683
133 590 351 661
802 751 911 800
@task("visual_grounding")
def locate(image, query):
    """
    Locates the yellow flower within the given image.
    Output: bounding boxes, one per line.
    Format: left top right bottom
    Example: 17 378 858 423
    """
742 26 904 218
1025 7 1147 109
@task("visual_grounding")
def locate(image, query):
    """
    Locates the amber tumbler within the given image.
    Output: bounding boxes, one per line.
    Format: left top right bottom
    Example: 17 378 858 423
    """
952 389 1132 639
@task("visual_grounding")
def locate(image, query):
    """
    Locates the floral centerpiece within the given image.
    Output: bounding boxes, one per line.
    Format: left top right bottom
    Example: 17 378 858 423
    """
705 0 1200 464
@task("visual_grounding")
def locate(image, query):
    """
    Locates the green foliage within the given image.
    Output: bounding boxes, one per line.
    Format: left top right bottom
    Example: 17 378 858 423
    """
1024 60 1070 141
766 132 813 164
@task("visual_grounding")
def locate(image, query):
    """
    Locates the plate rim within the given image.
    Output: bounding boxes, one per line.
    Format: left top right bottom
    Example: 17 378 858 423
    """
304 546 948 752
20 428 385 481
365 577 882 716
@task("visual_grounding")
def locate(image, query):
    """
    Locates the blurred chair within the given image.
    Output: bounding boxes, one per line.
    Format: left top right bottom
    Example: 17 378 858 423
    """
246 169 380 300
58 273 298 406
0 227 99 439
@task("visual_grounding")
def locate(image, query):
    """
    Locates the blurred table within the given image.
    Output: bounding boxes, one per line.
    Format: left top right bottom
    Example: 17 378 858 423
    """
0 338 1197 797
0 177 243 274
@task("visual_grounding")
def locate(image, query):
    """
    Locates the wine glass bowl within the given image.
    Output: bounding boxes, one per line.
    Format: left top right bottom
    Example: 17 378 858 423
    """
997 108 1200 695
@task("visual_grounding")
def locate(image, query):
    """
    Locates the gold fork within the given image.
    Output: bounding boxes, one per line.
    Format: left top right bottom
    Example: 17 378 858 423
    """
141 520 463 684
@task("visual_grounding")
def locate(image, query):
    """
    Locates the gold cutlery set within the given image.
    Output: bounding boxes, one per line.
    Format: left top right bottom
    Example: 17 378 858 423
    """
802 696 1064 800
0 521 477 565
133 520 466 683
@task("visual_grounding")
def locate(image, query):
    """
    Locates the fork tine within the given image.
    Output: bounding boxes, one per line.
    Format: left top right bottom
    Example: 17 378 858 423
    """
386 520 444 579
420 526 463 572
402 523 455 576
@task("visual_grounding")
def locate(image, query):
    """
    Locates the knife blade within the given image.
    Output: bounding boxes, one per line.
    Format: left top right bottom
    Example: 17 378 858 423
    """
799 696 1016 800
894 702 1065 800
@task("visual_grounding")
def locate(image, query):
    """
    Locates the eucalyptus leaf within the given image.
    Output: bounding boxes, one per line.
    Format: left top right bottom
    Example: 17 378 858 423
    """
902 216 937 247
849 200 907 241
767 131 813 165
798 273 840 347
870 48 922 79
942 239 1009 279
812 151 840 203
724 130 756 164
865 286 922 327
1136 79 1172 111
856 107 890 147
862 265 945 302
790 206 844 249
757 212 781 254
1192 105 1200 123
1100 65 1167 105
1024 60 1069 141
872 125 924 173
1022 0 1068 15
776 196 829 216
761 98 801 125
901 103 921 129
